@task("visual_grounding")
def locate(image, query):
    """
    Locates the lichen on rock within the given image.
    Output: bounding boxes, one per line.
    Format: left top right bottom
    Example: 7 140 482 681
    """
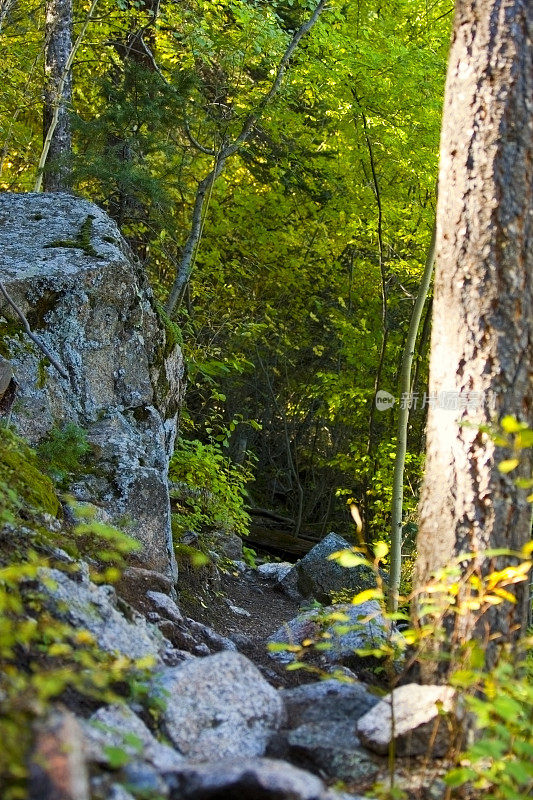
0 192 185 581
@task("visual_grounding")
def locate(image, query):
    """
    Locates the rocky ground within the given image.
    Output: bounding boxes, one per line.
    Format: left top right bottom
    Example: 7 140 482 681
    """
1 194 458 800
179 562 311 689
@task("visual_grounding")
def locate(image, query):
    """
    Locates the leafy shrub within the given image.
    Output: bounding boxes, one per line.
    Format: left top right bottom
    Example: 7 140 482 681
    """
446 641 533 799
169 437 253 541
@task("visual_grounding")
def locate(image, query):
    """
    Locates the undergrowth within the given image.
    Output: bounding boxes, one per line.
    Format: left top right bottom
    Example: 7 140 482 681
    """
169 436 253 542
0 425 153 798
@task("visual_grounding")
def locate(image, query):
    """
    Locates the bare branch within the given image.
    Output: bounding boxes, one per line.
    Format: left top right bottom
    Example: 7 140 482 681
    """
0 0 16 33
0 282 68 378
224 0 328 159
183 116 216 156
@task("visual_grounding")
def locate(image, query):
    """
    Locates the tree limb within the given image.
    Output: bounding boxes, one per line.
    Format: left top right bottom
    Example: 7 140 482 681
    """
184 116 216 156
165 0 328 315
0 282 68 378
388 220 436 611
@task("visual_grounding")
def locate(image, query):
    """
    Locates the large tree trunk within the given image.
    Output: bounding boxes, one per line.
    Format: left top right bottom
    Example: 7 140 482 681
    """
43 0 73 191
415 0 532 678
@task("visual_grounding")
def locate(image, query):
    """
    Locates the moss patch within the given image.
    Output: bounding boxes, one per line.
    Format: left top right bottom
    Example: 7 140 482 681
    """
156 303 183 356
44 215 101 258
0 426 60 518
0 316 25 358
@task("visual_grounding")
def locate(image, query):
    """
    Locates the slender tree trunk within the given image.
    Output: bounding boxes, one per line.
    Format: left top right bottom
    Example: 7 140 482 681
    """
415 0 532 677
165 159 226 314
388 221 436 612
43 0 73 191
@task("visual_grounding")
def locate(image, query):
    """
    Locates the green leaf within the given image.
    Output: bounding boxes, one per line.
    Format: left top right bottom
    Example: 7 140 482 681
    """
328 550 369 568
504 760 533 785
501 416 525 433
469 739 506 760
373 541 389 559
103 745 131 768
444 767 476 787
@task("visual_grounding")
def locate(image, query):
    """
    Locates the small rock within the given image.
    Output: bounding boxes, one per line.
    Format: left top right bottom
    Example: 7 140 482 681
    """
153 652 284 761
83 704 185 772
228 632 254 649
121 762 169 797
184 617 238 653
147 590 183 622
108 786 136 800
225 599 251 617
258 562 293 581
115 567 176 615
192 643 211 656
107 786 136 800
356 683 457 757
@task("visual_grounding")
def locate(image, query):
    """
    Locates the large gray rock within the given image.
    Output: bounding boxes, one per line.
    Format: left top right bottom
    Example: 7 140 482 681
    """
270 681 383 784
281 680 380 728
39 565 181 664
0 192 184 579
280 533 377 603
356 683 458 757
163 758 364 800
268 601 399 672
153 651 284 761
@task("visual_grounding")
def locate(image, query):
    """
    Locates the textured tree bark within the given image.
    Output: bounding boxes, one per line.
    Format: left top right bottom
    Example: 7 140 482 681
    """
0 0 16 34
43 0 73 191
415 0 532 676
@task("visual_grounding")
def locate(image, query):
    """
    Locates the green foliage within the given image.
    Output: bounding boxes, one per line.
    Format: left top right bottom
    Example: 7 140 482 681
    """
446 646 533 800
156 303 184 355
0 429 151 799
36 422 90 486
68 501 141 583
169 436 253 540
242 544 258 568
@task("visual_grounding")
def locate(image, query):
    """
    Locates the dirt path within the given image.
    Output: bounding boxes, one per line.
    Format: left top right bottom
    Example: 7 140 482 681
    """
180 566 312 688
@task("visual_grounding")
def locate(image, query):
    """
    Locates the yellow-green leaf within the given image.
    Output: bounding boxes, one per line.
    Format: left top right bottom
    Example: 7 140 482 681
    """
498 458 519 474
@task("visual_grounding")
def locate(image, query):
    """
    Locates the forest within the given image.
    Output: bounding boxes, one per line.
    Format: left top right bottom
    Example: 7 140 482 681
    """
0 0 531 799
1 0 451 548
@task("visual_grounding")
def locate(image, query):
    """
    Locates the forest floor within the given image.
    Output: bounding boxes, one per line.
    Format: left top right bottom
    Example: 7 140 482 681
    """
179 565 313 689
